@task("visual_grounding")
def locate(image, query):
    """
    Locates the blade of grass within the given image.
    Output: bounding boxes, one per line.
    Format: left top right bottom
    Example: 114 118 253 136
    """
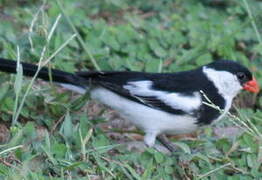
242 0 262 44
79 128 93 161
197 163 231 179
41 131 57 165
28 4 45 51
12 13 76 125
56 0 101 71
233 106 262 138
47 14 61 42
101 156 140 180
0 145 23 156
12 46 23 125
200 90 260 139
13 33 76 124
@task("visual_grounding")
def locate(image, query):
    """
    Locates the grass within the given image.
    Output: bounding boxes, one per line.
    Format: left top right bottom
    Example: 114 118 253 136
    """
0 0 261 179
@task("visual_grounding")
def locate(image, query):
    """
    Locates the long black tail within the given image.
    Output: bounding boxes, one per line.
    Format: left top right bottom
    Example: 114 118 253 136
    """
0 58 86 87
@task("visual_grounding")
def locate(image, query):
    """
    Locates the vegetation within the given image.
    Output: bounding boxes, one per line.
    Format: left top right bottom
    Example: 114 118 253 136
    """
0 0 261 179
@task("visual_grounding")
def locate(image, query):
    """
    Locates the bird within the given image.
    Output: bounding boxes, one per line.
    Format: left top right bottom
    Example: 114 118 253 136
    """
0 58 260 151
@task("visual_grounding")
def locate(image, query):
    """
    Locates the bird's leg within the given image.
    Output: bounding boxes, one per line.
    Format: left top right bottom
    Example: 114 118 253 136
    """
157 134 178 153
144 131 158 147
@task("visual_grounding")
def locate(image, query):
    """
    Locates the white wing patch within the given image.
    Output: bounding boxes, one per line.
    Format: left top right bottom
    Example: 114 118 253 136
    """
124 81 154 96
123 80 201 113
164 92 201 112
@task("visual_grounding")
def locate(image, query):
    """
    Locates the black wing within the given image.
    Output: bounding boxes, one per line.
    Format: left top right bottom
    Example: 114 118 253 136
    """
76 71 202 115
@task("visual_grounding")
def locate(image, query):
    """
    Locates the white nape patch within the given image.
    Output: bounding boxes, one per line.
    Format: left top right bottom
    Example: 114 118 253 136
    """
124 80 201 113
59 83 86 94
91 87 198 146
202 66 242 121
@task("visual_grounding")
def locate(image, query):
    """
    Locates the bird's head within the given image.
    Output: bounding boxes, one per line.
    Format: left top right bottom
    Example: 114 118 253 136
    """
202 60 260 97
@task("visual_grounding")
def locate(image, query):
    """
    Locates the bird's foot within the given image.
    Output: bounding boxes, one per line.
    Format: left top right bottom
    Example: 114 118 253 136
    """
156 134 178 153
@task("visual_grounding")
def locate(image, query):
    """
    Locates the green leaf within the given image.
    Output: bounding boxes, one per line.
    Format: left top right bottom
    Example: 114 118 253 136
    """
148 39 167 58
145 59 160 72
141 159 153 179
192 153 210 164
173 142 191 154
59 111 73 139
51 143 67 158
154 151 164 163
0 83 10 102
196 53 212 66
164 166 173 174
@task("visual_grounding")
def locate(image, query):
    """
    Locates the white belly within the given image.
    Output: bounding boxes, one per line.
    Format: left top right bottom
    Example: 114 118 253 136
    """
91 88 198 135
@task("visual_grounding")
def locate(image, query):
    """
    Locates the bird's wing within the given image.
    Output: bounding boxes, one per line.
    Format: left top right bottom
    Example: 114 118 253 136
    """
122 80 202 115
77 71 202 115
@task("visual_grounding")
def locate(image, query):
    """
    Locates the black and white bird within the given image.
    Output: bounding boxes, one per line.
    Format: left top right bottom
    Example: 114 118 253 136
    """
0 58 259 151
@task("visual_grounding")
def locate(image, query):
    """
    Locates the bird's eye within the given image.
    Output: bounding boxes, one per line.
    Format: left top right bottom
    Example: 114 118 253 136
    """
237 72 246 80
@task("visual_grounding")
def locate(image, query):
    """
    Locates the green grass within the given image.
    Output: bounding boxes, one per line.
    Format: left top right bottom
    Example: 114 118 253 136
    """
0 0 261 179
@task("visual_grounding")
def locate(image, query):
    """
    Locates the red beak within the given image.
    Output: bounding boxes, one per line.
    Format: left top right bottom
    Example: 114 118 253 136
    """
243 77 260 93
